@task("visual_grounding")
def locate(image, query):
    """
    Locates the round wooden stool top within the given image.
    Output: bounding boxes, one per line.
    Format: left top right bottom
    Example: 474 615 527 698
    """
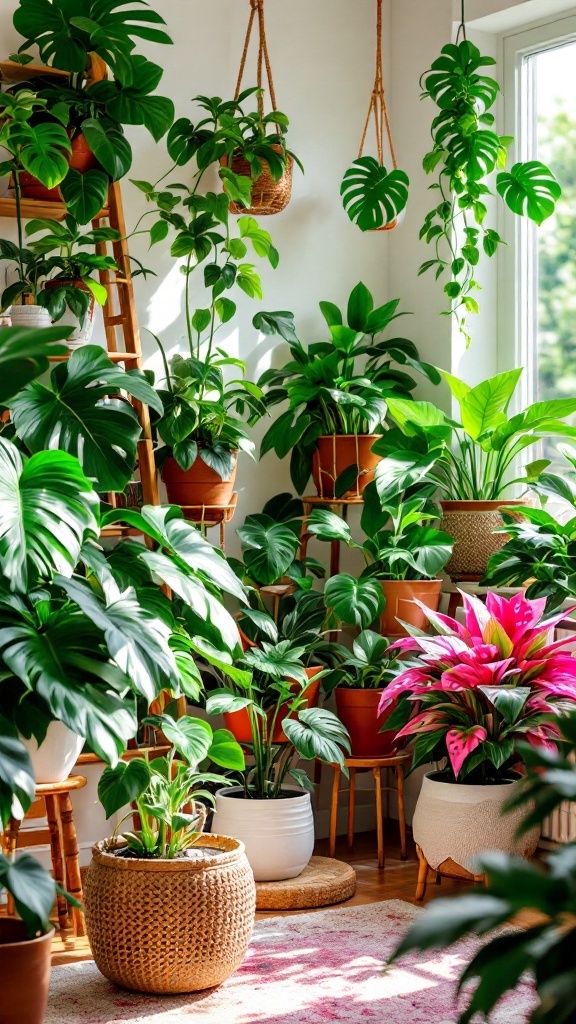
35 775 87 796
342 752 412 770
255 856 356 911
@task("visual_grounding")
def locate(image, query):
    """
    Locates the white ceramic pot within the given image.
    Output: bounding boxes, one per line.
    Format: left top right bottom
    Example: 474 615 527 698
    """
7 305 52 330
211 786 315 882
21 721 84 784
412 772 540 874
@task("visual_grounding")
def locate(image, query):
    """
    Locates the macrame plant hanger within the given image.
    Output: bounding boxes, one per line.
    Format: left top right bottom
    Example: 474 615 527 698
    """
230 0 293 215
341 0 408 232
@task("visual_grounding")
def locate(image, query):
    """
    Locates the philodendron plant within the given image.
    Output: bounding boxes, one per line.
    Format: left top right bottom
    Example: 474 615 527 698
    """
231 492 324 591
419 39 560 344
98 713 245 858
258 282 439 494
375 368 576 504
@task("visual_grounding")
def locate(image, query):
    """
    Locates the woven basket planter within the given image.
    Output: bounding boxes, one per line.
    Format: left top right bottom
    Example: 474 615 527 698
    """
84 835 255 994
227 148 293 215
440 499 530 580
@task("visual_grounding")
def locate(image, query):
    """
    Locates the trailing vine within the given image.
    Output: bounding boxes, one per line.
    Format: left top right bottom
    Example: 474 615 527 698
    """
419 39 561 346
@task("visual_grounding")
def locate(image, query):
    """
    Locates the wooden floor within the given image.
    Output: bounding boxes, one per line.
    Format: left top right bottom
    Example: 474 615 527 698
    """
50 823 469 967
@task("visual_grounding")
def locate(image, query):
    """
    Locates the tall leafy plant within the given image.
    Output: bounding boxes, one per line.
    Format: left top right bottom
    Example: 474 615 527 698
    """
419 40 560 344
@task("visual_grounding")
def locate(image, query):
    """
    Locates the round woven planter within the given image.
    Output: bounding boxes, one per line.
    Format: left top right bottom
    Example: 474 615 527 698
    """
0 921 54 1024
227 148 293 215
380 579 443 637
440 499 530 580
84 835 255 994
413 772 540 874
312 434 382 499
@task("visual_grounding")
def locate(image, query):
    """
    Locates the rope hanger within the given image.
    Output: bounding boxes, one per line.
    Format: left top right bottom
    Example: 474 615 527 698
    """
358 0 397 168
234 0 278 114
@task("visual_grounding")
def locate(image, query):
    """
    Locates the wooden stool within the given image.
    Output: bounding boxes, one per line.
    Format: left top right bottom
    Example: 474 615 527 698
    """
415 843 484 901
2 775 87 940
328 753 411 869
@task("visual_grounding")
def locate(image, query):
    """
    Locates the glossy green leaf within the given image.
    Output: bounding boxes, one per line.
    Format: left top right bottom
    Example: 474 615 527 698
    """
324 573 385 628
341 157 409 231
497 161 561 225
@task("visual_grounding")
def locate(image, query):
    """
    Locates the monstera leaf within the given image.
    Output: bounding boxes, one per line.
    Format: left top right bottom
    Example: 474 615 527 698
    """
59 168 110 224
0 438 98 593
324 573 385 629
341 157 409 231
497 161 561 225
0 325 71 402
10 120 71 189
11 346 163 493
237 513 301 586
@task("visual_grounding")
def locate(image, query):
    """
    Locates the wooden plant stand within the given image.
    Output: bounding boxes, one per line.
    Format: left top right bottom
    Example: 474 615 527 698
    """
414 843 485 902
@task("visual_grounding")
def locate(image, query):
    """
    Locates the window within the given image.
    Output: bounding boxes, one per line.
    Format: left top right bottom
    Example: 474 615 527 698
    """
503 15 576 449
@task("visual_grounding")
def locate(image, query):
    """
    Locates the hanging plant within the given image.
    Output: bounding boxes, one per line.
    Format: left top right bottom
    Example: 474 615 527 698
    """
419 8 561 345
341 0 409 232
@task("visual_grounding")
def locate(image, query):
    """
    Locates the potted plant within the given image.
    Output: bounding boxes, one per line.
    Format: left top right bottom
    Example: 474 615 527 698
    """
389 711 576 1024
483 445 576 611
230 492 325 596
380 367 576 578
258 281 439 496
84 712 254 994
323 630 412 758
307 481 453 636
206 649 350 881
381 590 576 879
167 89 302 216
11 0 174 221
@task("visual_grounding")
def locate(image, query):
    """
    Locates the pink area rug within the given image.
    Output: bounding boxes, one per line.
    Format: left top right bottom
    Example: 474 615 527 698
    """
47 900 534 1024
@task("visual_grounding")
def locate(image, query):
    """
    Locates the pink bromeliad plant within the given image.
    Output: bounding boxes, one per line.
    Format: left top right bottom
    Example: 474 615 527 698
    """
381 591 576 784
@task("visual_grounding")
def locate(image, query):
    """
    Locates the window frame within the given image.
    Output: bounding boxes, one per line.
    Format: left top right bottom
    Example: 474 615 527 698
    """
500 13 576 410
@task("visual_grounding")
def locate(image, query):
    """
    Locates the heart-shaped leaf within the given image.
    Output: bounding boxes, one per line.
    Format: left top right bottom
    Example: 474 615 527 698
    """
341 157 409 231
60 168 110 224
496 161 561 225
324 573 385 629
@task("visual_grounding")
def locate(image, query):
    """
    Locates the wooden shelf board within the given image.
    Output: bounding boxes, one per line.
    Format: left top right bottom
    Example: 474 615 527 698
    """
48 350 140 363
76 744 170 766
0 197 109 222
0 60 69 83
100 525 144 537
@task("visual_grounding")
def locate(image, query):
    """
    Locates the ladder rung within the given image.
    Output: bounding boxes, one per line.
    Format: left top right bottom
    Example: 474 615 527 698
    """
103 315 127 326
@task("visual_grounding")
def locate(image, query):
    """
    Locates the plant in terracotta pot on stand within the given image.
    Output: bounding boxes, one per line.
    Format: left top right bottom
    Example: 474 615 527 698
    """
206 644 350 881
85 712 254 994
381 367 576 580
307 480 454 637
381 590 576 896
259 281 439 496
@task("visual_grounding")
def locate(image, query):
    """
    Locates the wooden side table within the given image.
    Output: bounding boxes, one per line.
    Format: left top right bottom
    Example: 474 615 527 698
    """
3 775 87 940
328 752 411 869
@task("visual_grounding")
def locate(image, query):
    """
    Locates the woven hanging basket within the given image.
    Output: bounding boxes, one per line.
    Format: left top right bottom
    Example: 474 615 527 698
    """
84 835 256 994
229 0 292 216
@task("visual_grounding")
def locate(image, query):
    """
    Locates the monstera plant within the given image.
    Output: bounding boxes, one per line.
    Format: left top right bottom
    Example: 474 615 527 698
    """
419 39 560 344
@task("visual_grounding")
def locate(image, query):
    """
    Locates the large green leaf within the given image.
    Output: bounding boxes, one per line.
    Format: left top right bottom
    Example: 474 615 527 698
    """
56 575 177 703
0 439 98 592
0 722 36 828
81 119 132 181
145 714 213 766
237 513 301 586
13 120 71 189
98 759 151 818
283 708 350 766
306 509 354 545
497 161 561 225
93 57 174 141
0 325 71 403
60 168 110 224
401 525 454 577
449 130 500 182
11 346 163 493
324 573 385 629
341 157 409 231
455 370 523 441
0 852 57 937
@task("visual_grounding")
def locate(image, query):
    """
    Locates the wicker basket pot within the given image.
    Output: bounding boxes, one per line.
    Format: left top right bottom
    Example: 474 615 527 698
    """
84 835 255 994
226 146 293 215
413 772 539 874
440 499 530 580
211 787 315 882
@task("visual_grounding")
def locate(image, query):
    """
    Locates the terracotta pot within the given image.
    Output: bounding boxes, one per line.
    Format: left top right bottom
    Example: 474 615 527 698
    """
161 452 237 514
440 499 530 580
224 146 293 216
335 687 396 757
380 579 443 637
224 667 322 745
0 920 54 1024
84 835 255 993
44 278 96 347
413 771 540 874
19 133 99 202
311 434 382 499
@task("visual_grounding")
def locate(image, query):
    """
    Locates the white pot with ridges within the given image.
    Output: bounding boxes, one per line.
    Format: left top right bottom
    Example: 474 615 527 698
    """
211 785 315 882
7 305 52 329
21 721 84 784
